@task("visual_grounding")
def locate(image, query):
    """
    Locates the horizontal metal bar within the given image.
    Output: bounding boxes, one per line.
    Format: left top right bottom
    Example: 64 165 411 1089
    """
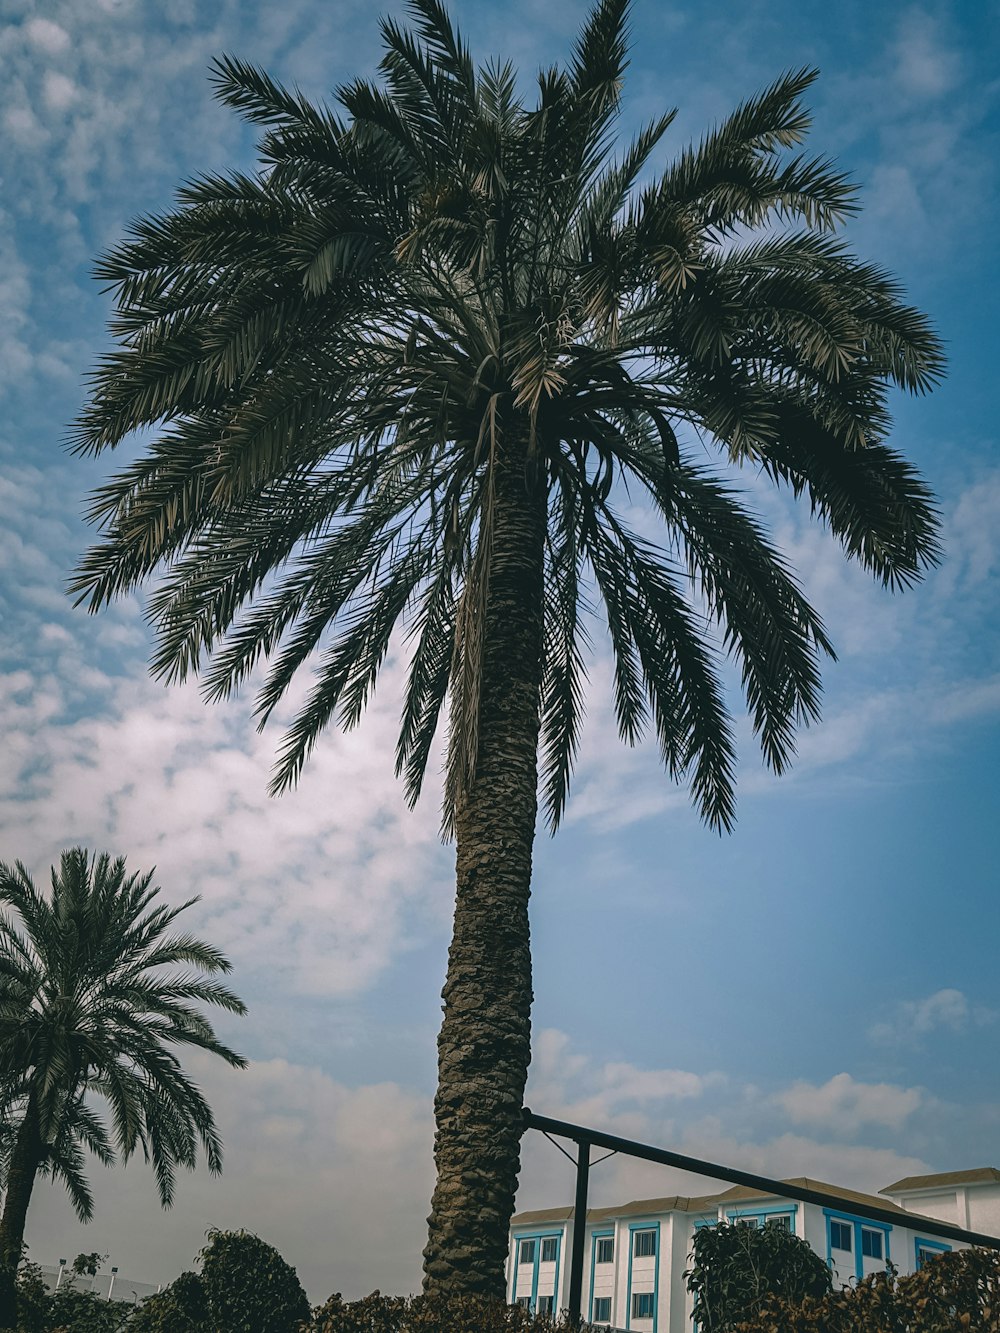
522 1108 1000 1252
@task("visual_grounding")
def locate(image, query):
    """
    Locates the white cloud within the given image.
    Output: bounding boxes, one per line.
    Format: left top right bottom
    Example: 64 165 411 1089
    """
892 12 960 99
774 1073 922 1134
24 18 72 56
527 1028 724 1130
0 652 452 1000
42 70 78 112
869 988 997 1047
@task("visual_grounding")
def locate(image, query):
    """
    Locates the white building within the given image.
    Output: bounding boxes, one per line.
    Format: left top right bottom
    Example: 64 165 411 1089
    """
508 1167 1000 1331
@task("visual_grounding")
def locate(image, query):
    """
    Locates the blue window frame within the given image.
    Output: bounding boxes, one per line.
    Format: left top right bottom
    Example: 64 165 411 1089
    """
726 1206 797 1233
633 1228 656 1258
511 1230 564 1311
592 1295 612 1322
596 1236 614 1263
537 1294 554 1314
632 1291 655 1318
916 1238 950 1270
861 1228 883 1260
823 1210 892 1281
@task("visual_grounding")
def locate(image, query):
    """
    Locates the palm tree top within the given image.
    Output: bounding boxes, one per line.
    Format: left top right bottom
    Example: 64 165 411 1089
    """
0 849 246 1215
70 0 944 833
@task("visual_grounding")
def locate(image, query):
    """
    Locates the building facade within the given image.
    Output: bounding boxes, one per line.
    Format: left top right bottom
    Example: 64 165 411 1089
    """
508 1167 1000 1331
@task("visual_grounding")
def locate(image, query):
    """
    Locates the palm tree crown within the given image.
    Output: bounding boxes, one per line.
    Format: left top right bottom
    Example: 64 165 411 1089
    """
0 849 246 1215
71 0 942 831
70 0 943 1298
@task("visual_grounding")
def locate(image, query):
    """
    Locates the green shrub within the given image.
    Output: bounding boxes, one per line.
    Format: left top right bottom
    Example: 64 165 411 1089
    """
731 1246 1000 1333
198 1228 310 1333
13 1262 53 1333
303 1290 592 1332
12 1261 127 1333
685 1221 832 1332
126 1270 209 1333
45 1284 125 1333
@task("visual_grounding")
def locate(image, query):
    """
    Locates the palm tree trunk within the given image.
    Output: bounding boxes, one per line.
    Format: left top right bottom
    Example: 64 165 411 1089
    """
422 429 547 1299
0 1094 43 1329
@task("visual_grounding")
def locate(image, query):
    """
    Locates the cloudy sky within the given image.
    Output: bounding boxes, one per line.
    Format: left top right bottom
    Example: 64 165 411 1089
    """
1 0 998 1307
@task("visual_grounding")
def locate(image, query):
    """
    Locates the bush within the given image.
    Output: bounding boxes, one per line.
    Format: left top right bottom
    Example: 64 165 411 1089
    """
198 1228 310 1333
685 1222 832 1332
13 1262 53 1333
45 1284 125 1333
12 1260 128 1333
731 1246 1000 1333
126 1270 209 1333
303 1291 593 1332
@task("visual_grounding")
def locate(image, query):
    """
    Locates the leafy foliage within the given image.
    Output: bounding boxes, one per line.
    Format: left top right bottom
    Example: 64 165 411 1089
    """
686 1221 832 1331
71 1254 108 1280
304 1290 585 1331
126 1271 209 1333
72 0 944 838
730 1246 1000 1333
10 1263 127 1333
197 1229 310 1333
44 1286 124 1333
11 1263 51 1333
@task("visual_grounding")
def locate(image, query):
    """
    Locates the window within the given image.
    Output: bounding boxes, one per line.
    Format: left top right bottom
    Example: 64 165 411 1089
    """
541 1237 558 1263
519 1239 536 1264
917 1242 949 1270
537 1295 554 1314
861 1228 883 1260
592 1296 612 1322
633 1229 657 1257
632 1291 655 1319
830 1220 852 1252
766 1214 792 1231
735 1216 760 1228
596 1236 614 1264
515 1296 531 1309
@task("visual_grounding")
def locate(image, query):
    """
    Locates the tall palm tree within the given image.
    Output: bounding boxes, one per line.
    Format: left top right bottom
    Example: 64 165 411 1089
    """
70 0 943 1299
0 849 246 1328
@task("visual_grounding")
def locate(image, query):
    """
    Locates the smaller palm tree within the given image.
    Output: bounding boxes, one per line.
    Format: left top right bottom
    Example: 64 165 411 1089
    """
0 848 247 1329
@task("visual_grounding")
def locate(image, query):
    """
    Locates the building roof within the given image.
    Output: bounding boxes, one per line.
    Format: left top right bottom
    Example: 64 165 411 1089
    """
715 1178 922 1219
511 1196 718 1227
512 1176 933 1229
881 1168 1000 1195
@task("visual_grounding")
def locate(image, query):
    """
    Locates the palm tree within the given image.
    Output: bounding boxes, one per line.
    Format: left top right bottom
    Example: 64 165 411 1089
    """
70 0 943 1299
0 849 246 1328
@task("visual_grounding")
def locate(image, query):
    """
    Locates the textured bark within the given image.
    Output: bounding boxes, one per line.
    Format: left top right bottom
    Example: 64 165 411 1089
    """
422 429 547 1298
0 1094 43 1330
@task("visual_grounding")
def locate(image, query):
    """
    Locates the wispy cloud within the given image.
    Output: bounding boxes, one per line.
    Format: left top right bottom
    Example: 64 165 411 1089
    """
518 1030 931 1214
0 657 451 999
774 1073 923 1134
869 989 997 1048
891 11 961 100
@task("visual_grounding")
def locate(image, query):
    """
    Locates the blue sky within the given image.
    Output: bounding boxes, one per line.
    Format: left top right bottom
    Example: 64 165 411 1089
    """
0 0 998 1305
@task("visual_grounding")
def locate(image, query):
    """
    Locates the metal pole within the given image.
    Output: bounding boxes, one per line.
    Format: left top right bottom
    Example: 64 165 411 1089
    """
567 1138 591 1326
